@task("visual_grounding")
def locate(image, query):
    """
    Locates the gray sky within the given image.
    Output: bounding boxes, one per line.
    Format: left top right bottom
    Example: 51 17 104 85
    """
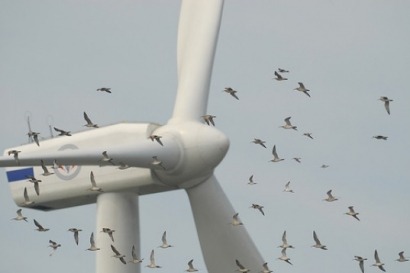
1 0 410 273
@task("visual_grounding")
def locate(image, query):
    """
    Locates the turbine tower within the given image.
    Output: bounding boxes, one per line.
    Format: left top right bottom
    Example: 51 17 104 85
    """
1 1 264 273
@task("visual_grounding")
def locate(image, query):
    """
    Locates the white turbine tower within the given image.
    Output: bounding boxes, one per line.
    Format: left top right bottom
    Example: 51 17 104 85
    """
1 1 264 273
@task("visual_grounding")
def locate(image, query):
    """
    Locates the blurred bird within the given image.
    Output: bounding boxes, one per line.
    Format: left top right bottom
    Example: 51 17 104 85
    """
252 138 267 148
101 227 115 242
354 256 367 273
231 213 243 226
321 164 330 168
294 82 310 97
396 251 409 262
97 87 111 93
372 250 386 272
248 175 257 185
33 219 49 232
379 96 392 115
159 231 173 248
202 114 216 126
277 248 292 265
280 117 297 130
22 187 34 205
260 262 273 273
373 135 388 140
186 259 198 272
293 157 302 163
111 245 126 264
54 127 71 136
27 175 41 196
128 245 144 264
235 259 250 273
278 68 289 73
7 150 21 164
323 190 338 202
152 156 166 170
250 203 265 216
303 132 313 139
223 87 239 100
279 230 295 249
273 71 288 81
100 151 115 165
11 209 28 222
345 206 360 221
86 232 100 251
68 228 82 245
146 249 161 268
28 131 40 146
117 162 130 170
270 145 284 162
40 160 54 176
149 135 163 146
83 112 99 128
89 171 103 192
312 231 327 250
48 240 61 256
283 181 294 193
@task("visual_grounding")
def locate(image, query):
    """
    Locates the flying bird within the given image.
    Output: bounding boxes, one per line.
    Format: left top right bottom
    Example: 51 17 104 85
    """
33 219 49 232
146 249 161 268
354 256 367 273
235 259 250 273
294 82 310 97
312 231 327 250
101 227 115 242
68 228 82 245
303 132 314 139
100 151 115 165
202 114 216 126
283 181 294 193
54 127 72 136
277 248 292 265
379 96 393 115
252 138 267 148
250 203 265 216
278 230 295 249
270 145 284 162
280 117 297 130
83 112 99 128
89 171 103 192
97 87 111 93
22 187 34 205
186 259 198 272
273 71 288 81
8 150 21 164
152 156 166 170
323 190 338 202
111 244 126 264
248 175 257 185
11 209 28 222
28 131 40 146
260 262 273 273
86 232 100 251
293 157 301 163
48 240 62 256
223 87 239 100
231 213 243 226
40 160 54 176
396 251 409 262
128 245 144 264
159 231 173 248
373 135 388 140
27 175 41 196
321 164 330 168
345 206 360 221
372 250 386 272
117 162 130 170
149 135 163 146
278 68 289 73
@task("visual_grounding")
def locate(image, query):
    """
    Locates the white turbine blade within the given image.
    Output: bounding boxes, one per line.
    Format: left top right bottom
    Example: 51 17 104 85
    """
185 175 264 273
170 0 224 124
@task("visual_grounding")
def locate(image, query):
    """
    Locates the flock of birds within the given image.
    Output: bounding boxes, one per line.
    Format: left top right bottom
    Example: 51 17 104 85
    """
5 76 406 273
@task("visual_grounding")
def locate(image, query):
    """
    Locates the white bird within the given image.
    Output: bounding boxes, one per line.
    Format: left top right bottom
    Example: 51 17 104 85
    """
101 227 115 242
68 228 82 245
48 240 61 256
373 135 388 140
149 135 163 146
28 131 40 146
235 259 250 273
354 256 367 273
379 96 393 115
86 232 100 251
111 244 126 264
152 156 166 170
345 206 360 221
270 145 284 162
83 112 99 128
97 87 111 93
323 189 338 202
283 181 294 193
202 114 216 126
8 149 21 164
100 151 115 165
231 213 243 226
294 82 310 97
146 249 161 268
27 175 41 196
22 187 34 205
89 171 103 192
372 250 386 272
280 116 297 130
34 219 49 232
40 160 54 176
128 245 144 264
11 209 28 222
312 231 327 250
252 138 267 148
159 231 173 248
250 203 265 216
117 162 130 170
223 87 239 100
277 248 292 265
260 262 273 273
248 175 257 185
54 127 72 136
278 230 294 249
273 71 288 81
186 259 198 272
396 251 409 262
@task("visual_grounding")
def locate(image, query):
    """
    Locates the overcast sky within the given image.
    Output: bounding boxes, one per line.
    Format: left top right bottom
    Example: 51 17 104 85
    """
1 1 410 273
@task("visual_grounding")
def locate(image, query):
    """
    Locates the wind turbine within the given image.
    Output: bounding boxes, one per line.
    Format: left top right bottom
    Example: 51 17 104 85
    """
1 1 264 273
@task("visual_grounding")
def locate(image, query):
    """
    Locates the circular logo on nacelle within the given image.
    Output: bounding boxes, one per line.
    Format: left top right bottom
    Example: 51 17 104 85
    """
55 144 81 181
